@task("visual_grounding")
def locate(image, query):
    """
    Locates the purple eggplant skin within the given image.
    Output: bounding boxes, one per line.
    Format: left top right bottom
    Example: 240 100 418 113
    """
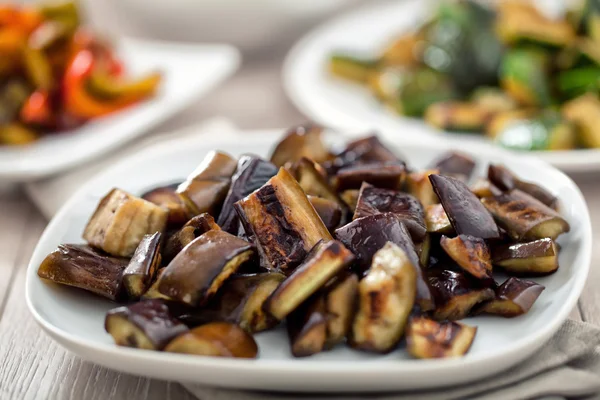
269 124 330 168
308 196 344 232
322 135 402 175
430 152 476 182
141 183 191 228
122 232 162 300
429 174 500 240
492 238 559 276
474 277 545 318
286 295 328 358
105 299 189 350
353 183 426 241
162 213 220 263
217 155 278 234
38 244 129 301
333 162 407 191
488 164 557 210
334 213 434 311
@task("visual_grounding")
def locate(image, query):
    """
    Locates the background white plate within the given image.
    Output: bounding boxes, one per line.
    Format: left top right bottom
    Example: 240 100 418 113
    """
26 130 591 392
283 0 600 173
0 38 240 182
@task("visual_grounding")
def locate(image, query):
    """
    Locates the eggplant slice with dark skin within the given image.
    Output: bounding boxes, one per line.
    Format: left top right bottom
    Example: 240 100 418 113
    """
141 184 191 228
474 277 545 318
38 244 129 301
340 189 360 211
105 299 188 350
308 196 344 232
323 272 359 349
430 174 500 239
406 169 440 208
287 294 328 357
217 155 278 234
354 183 426 241
264 240 354 321
425 203 454 235
235 168 333 273
322 135 402 175
430 152 476 182
335 212 434 311
122 232 162 300
488 164 558 210
157 230 255 307
440 235 493 281
470 178 503 199
333 162 407 191
406 316 477 359
492 238 559 276
162 213 220 263
481 189 570 241
269 124 330 168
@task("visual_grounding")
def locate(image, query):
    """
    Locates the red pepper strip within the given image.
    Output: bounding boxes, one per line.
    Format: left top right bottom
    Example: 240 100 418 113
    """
20 90 52 125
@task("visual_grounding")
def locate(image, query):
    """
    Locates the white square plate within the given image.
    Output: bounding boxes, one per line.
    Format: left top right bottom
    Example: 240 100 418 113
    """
0 38 240 182
26 130 591 393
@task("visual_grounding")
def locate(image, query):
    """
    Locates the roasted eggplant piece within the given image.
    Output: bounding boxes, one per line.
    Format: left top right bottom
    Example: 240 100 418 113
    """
141 268 171 301
430 152 476 182
157 230 255 306
406 316 477 359
235 168 332 272
425 203 454 235
335 212 434 311
308 196 343 232
470 178 503 199
329 53 377 83
430 174 500 239
428 269 495 321
354 183 426 241
179 273 285 332
324 273 359 348
492 238 558 276
83 188 169 257
264 240 354 320
38 244 128 301
287 295 328 357
323 135 401 175
216 155 278 234
500 48 552 107
270 124 330 168
424 101 494 132
105 299 188 350
294 157 349 217
176 151 237 216
122 232 162 300
340 189 360 211
164 322 258 358
406 169 440 208
481 190 570 241
351 243 417 353
333 162 406 191
162 213 220 263
475 277 545 318
440 235 492 280
141 184 191 228
417 234 432 268
488 164 557 209
562 93 600 148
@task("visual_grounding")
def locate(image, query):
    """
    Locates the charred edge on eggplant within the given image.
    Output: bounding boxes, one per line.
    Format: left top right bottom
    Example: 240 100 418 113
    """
406 316 477 358
474 277 545 317
122 232 162 299
287 295 328 357
440 235 493 280
162 213 220 263
492 238 558 275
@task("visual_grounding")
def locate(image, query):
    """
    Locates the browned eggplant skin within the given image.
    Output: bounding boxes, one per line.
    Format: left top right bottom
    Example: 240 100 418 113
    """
162 213 220 263
38 244 128 301
322 135 402 175
406 316 477 359
488 164 557 209
308 196 344 232
122 232 162 299
105 299 188 350
475 277 545 317
333 162 407 191
431 152 476 182
481 190 570 241
234 168 332 272
269 124 330 168
492 238 558 276
176 151 237 216
287 295 328 357
440 235 493 280
217 155 278 234
334 213 434 311
354 183 426 241
429 174 500 240
157 230 255 306
141 184 191 228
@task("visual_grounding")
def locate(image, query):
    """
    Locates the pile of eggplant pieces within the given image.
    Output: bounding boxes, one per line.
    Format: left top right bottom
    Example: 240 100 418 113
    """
37 125 570 360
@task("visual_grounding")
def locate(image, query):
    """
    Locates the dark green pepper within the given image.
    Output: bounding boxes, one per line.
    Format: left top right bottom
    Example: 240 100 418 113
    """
500 48 553 107
394 68 456 117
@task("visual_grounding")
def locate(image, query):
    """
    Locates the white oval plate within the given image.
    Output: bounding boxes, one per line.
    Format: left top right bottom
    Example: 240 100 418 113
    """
283 0 600 173
0 38 240 183
26 129 591 393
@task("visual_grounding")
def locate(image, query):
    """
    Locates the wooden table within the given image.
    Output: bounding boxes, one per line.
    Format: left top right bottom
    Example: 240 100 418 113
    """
0 56 598 399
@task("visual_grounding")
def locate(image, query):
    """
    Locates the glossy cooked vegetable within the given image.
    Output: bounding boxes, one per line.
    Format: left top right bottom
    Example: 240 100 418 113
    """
474 277 545 317
492 238 559 276
141 184 191 228
287 295 328 357
488 164 558 209
270 124 330 168
406 316 477 359
162 213 220 263
122 232 162 299
440 235 493 281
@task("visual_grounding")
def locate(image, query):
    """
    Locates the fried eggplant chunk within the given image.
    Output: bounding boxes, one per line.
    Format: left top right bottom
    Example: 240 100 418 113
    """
430 152 476 182
176 151 237 216
351 243 417 353
162 213 220 263
323 135 401 175
141 184 191 228
475 277 545 317
481 190 570 241
270 124 330 168
354 183 426 241
340 189 360 211
425 203 454 235
293 157 348 215
470 178 503 199
488 164 558 210
122 232 162 299
406 316 477 359
105 299 188 350
235 168 332 272
440 235 493 280
324 273 359 348
333 162 407 191
157 230 255 306
308 196 344 232
428 269 494 321
165 322 258 358
492 238 559 276
264 240 354 320
287 295 328 357
217 155 278 234
430 174 500 239
141 268 171 301
83 188 169 257
406 169 440 208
